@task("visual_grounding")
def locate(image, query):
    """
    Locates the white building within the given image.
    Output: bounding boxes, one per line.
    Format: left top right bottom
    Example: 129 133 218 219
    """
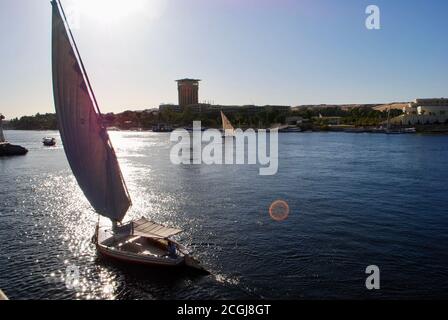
391 98 448 125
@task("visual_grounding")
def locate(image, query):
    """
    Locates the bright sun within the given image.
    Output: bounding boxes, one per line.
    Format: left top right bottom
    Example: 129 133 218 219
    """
74 0 165 24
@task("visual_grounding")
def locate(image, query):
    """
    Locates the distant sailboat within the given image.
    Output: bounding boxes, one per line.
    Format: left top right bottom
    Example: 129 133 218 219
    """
221 111 235 137
51 0 206 271
0 114 28 157
385 107 393 134
384 106 416 134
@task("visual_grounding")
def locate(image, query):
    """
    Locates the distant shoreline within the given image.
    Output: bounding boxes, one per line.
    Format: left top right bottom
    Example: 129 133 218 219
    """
4 105 448 134
5 126 448 134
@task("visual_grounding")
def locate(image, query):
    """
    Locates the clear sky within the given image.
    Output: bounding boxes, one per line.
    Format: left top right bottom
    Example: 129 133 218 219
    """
1 0 447 119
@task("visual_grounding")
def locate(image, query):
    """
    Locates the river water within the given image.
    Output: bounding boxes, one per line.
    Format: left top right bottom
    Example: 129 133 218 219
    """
0 130 447 299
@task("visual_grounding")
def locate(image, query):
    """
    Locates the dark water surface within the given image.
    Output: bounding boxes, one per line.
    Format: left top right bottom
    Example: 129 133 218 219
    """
1 130 447 299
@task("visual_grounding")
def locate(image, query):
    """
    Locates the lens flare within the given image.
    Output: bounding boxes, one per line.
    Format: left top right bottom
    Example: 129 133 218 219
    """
269 200 290 221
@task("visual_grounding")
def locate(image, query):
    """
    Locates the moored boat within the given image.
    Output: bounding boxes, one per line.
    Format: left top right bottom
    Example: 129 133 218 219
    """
278 126 302 133
385 127 417 134
0 143 29 157
403 127 417 134
0 114 28 157
152 124 173 132
384 106 416 134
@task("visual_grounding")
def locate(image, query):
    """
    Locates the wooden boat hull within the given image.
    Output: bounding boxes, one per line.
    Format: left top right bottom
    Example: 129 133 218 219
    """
94 225 208 272
96 227 185 267
97 242 209 273
96 243 185 267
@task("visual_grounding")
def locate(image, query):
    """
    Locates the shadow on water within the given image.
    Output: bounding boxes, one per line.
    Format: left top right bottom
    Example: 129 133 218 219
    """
97 254 209 279
94 252 259 300
94 255 212 299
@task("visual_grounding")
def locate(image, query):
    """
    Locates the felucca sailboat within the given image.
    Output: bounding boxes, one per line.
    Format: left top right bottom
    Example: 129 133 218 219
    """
51 0 205 271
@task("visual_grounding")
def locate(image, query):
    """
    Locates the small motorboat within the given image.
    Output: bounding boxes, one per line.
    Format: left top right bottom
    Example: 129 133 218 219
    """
43 137 56 146
278 126 302 133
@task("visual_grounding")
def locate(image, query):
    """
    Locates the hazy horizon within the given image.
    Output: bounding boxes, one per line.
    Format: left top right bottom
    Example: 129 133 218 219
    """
1 0 447 119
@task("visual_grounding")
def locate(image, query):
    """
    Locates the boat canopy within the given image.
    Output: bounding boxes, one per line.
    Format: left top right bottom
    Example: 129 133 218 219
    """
132 218 182 239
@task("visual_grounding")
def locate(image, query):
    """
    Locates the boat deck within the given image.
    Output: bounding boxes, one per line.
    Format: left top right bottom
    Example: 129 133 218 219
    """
110 235 167 257
98 227 181 260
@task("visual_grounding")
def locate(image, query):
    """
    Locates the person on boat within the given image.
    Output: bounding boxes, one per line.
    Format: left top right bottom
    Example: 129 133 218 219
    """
167 240 177 258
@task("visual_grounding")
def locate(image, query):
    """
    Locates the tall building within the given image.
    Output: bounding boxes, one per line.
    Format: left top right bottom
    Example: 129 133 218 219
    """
176 79 200 106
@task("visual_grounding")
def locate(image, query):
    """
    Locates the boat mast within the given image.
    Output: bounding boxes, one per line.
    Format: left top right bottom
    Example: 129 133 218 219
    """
0 114 5 143
387 106 391 132
53 0 102 116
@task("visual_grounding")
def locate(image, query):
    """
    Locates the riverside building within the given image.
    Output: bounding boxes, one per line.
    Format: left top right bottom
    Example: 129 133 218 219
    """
390 98 448 125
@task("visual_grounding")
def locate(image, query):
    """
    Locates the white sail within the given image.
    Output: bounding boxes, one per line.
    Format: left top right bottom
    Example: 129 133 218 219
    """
221 111 235 137
0 115 5 143
51 0 131 222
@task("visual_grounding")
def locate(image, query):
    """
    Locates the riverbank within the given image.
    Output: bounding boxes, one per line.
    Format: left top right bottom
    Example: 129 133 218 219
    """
3 105 402 131
4 124 448 135
299 124 448 134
